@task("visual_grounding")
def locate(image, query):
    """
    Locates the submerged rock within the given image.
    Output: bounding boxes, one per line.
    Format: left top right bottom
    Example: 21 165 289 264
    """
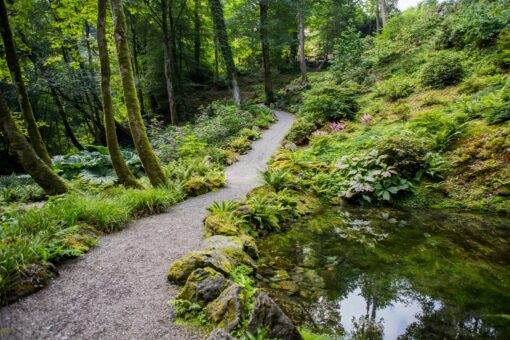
207 328 236 340
168 248 256 285
247 291 303 340
177 268 231 305
206 284 246 331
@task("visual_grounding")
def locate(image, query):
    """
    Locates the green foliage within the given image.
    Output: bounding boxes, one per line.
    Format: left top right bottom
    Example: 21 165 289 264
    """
0 175 45 203
420 52 465 89
410 110 467 151
335 150 412 203
375 135 429 179
207 200 238 214
262 169 291 192
229 136 252 154
53 146 143 184
170 299 208 324
374 76 414 101
302 83 359 122
285 117 317 145
182 171 225 197
178 135 207 158
331 27 366 83
239 128 262 141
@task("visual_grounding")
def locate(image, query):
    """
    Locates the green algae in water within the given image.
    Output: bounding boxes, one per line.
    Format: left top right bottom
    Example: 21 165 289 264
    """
256 207 510 339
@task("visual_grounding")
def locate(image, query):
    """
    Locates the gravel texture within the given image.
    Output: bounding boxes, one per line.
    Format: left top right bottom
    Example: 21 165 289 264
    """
0 110 294 340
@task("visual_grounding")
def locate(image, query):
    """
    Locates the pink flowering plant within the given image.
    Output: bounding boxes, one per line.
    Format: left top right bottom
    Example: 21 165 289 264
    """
330 121 347 131
360 113 373 124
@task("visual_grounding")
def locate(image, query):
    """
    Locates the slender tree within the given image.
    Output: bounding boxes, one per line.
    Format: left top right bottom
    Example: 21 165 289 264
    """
193 0 202 81
98 0 141 189
0 0 52 165
297 1 307 84
110 0 166 187
49 86 85 151
381 0 388 27
208 0 241 105
260 0 274 105
0 90 67 195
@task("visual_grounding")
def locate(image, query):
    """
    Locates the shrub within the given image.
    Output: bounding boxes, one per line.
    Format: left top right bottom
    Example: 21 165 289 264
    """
229 136 252 154
285 117 317 145
420 52 464 89
206 147 238 166
410 110 467 151
302 83 359 122
178 135 206 158
182 172 224 197
262 169 291 192
335 149 412 203
0 175 45 203
374 76 414 101
239 128 262 141
375 135 429 179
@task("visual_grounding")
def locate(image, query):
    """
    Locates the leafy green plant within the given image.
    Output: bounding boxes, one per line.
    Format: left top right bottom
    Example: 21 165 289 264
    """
0 175 45 203
285 117 317 145
302 83 359 122
229 136 252 154
240 128 262 141
207 200 238 214
169 299 207 324
335 150 412 203
421 51 465 89
178 135 207 158
374 76 414 101
262 169 291 192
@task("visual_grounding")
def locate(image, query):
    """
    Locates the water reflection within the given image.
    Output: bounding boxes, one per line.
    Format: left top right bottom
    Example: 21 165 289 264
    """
256 207 510 339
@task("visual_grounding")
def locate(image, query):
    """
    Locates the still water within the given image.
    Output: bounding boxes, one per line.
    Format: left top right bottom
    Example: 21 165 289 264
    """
256 207 510 339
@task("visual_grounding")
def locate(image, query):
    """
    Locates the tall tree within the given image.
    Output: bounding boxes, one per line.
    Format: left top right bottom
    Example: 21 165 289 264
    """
193 0 202 81
0 0 52 165
297 0 307 83
0 89 67 195
141 0 178 125
110 0 166 187
259 0 274 105
208 0 241 105
381 0 388 27
98 0 141 189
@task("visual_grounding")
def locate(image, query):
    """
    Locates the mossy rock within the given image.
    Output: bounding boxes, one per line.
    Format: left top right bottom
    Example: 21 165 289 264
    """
183 173 225 197
205 283 247 331
11 263 58 304
247 291 303 340
177 267 231 306
204 235 258 259
168 248 256 285
204 214 240 237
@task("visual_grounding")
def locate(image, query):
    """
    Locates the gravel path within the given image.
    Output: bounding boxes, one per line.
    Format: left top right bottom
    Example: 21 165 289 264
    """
0 110 294 340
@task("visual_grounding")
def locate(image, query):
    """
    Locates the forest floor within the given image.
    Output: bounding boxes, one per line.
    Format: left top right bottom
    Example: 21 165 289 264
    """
0 110 295 340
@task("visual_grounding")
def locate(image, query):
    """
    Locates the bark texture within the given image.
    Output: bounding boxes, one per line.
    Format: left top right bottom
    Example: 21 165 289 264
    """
208 0 241 105
381 0 388 27
297 3 307 84
259 0 274 105
98 0 141 189
110 0 166 187
0 0 52 165
0 90 67 195
161 0 178 125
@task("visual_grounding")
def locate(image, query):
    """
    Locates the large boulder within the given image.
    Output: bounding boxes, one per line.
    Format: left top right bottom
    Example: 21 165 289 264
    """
206 284 246 332
177 268 231 305
247 291 303 340
207 328 236 340
204 235 259 259
204 214 240 236
168 248 256 285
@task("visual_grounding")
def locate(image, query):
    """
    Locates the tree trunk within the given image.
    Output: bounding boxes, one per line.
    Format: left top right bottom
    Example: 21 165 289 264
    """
298 4 307 84
110 0 166 187
161 0 178 125
214 37 220 83
0 90 67 195
129 15 146 117
259 0 274 105
208 0 241 105
98 0 141 189
49 87 85 151
193 0 202 81
0 0 52 166
381 0 388 27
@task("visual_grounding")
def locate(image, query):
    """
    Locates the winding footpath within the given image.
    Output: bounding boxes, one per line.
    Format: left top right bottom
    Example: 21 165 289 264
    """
0 110 295 340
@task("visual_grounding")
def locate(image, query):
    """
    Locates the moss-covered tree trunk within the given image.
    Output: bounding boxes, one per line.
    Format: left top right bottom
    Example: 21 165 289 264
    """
98 0 141 189
0 90 67 195
0 0 52 166
298 3 307 84
110 0 166 187
193 0 202 81
49 86 85 151
207 0 241 106
260 0 274 105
